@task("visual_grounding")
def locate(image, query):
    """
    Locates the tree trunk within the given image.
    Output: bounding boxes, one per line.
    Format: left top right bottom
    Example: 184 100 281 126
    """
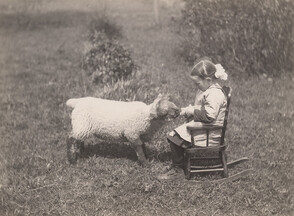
153 0 160 25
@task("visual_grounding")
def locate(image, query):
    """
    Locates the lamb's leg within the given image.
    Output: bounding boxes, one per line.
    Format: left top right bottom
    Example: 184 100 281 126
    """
132 138 149 167
67 136 84 164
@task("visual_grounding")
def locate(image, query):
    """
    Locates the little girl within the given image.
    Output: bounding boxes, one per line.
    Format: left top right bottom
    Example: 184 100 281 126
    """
157 57 228 180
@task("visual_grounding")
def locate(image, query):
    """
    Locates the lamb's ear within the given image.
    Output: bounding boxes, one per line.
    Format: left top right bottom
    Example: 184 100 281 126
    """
152 94 163 105
164 94 170 100
156 94 163 100
149 94 162 118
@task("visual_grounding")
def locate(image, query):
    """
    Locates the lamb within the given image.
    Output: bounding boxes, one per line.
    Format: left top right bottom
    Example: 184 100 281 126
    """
66 94 180 166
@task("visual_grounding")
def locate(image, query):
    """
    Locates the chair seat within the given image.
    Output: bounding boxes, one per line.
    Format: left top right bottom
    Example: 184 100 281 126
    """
185 147 228 167
185 145 227 155
185 146 228 179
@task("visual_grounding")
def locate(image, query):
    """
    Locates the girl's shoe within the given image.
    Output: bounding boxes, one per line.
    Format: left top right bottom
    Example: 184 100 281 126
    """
156 166 184 181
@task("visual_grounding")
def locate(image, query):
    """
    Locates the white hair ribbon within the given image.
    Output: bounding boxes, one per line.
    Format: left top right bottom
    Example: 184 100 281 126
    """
214 64 228 81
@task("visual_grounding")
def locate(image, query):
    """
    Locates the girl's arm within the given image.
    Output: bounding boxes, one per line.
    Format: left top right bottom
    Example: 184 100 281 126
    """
193 107 214 123
193 89 225 123
180 104 200 116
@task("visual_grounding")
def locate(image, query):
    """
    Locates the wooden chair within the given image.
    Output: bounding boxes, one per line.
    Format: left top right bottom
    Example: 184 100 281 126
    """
184 86 251 181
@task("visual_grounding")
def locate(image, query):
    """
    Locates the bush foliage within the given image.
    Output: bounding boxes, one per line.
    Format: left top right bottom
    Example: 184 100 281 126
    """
181 0 294 76
83 18 137 84
94 72 166 103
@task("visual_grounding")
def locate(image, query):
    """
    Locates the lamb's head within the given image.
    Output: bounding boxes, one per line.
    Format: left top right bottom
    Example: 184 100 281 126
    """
150 94 180 121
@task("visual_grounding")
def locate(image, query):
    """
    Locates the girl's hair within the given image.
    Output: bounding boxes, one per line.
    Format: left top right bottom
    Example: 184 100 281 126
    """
190 57 228 81
190 57 216 79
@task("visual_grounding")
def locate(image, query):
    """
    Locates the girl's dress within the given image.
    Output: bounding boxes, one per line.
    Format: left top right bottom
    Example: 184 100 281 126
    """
172 83 227 147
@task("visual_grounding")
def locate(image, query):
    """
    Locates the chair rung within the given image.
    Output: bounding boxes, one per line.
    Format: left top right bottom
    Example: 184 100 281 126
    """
185 145 227 154
190 168 224 173
189 156 220 160
191 164 222 169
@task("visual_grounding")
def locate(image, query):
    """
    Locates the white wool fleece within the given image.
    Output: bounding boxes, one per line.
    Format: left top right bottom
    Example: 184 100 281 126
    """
66 97 153 142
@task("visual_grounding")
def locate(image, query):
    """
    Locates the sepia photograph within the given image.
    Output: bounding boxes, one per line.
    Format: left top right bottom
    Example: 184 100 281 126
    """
0 0 293 215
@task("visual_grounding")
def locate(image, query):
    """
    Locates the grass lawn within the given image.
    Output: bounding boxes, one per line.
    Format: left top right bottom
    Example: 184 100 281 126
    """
0 0 293 215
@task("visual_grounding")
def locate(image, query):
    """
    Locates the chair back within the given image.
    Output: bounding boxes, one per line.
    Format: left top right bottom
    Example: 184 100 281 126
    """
220 86 232 146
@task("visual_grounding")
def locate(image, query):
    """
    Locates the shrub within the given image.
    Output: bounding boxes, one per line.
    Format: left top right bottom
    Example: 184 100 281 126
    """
180 0 294 76
84 36 138 84
83 17 138 84
94 73 162 103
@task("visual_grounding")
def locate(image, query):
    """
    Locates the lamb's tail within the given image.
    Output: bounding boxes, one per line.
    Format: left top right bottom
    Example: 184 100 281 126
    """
66 98 79 108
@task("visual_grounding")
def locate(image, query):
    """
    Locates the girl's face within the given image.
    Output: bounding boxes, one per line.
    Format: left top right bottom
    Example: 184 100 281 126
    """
191 75 211 91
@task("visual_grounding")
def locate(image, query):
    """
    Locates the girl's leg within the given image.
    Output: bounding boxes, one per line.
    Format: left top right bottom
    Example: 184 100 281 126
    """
157 135 187 180
168 140 185 168
167 133 191 169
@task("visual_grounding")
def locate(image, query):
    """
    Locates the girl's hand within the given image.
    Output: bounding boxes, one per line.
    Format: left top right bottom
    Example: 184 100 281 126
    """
180 105 194 117
180 108 186 116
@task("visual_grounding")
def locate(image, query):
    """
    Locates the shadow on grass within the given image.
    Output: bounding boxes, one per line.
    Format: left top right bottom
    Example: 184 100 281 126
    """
0 10 100 31
82 141 138 162
80 141 171 163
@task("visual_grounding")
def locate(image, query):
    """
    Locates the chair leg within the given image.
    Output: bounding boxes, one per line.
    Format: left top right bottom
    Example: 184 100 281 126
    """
185 154 191 180
220 151 228 178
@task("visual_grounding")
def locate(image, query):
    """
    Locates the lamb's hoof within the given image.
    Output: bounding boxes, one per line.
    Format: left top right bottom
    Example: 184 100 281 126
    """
139 160 150 168
67 137 79 165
